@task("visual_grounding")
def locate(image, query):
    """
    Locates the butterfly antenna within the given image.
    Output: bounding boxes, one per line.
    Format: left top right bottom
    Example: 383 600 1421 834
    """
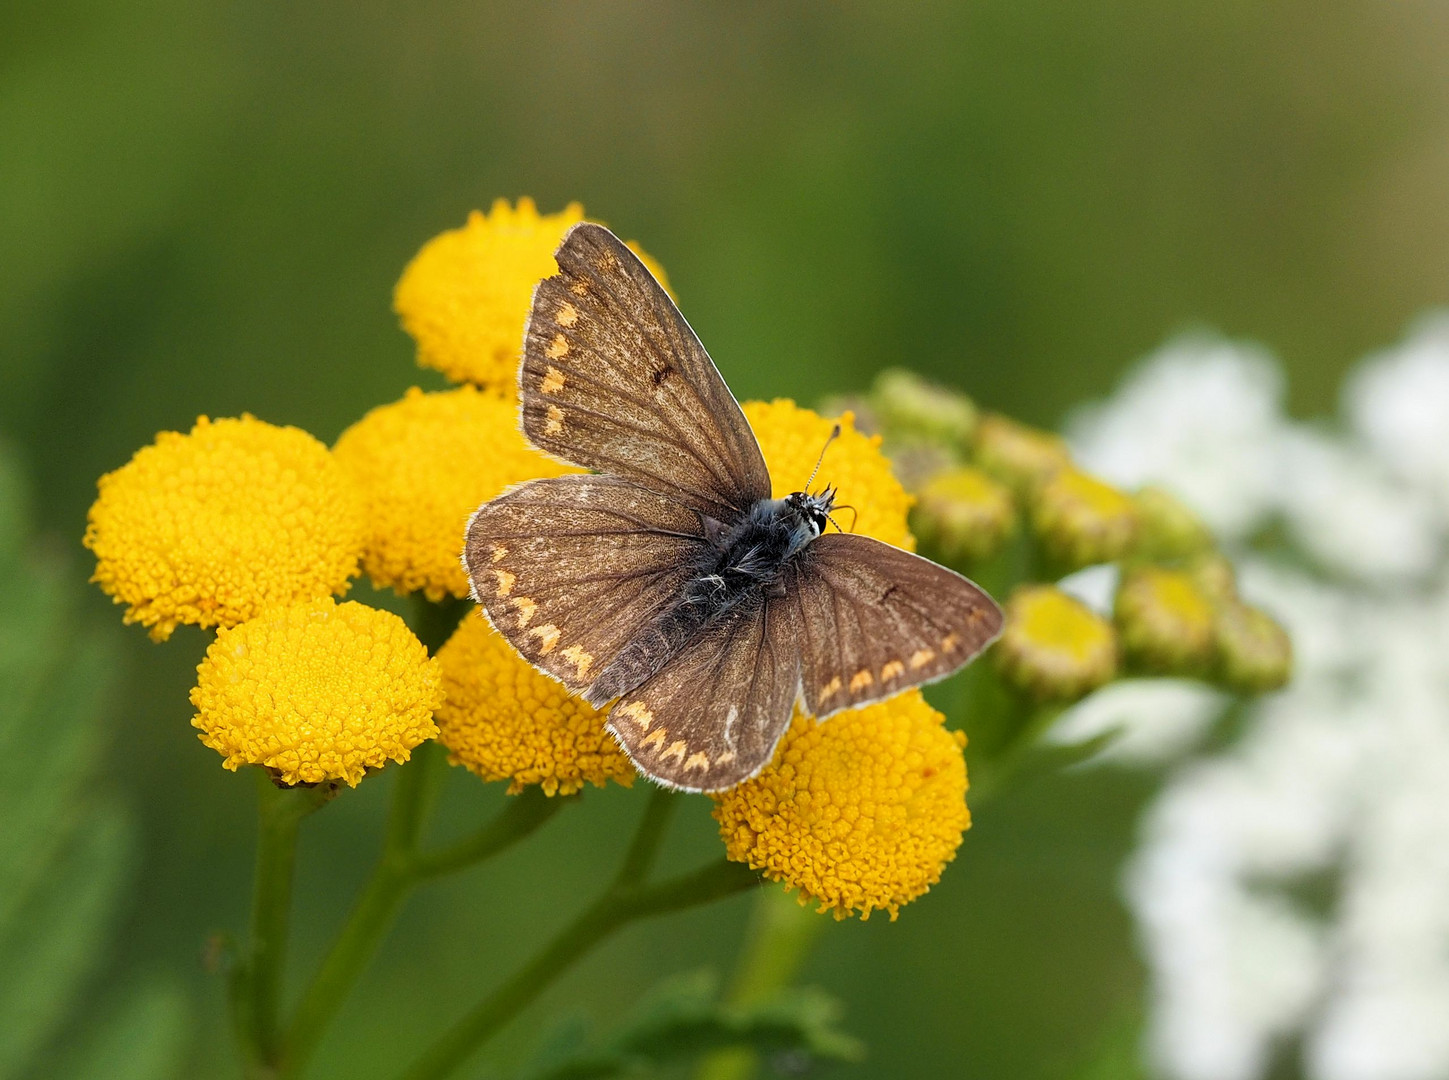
805 424 842 492
827 504 859 533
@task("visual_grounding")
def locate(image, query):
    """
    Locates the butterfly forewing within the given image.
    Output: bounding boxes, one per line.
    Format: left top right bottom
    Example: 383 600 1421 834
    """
785 534 1004 716
606 598 801 792
464 475 711 695
520 223 771 525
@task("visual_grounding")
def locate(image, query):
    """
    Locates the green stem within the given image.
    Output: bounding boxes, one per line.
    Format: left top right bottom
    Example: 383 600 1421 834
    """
694 887 825 1080
280 773 562 1077
612 785 677 888
397 855 759 1080
236 771 333 1075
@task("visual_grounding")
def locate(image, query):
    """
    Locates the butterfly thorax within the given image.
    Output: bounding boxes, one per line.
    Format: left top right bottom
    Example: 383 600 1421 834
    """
582 490 834 707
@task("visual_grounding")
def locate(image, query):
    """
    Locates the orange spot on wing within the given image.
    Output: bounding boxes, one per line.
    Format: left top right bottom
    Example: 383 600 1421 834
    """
528 623 560 654
616 701 653 730
544 404 564 435
715 750 737 765
490 545 507 563
685 751 710 772
569 279 589 297
942 634 961 653
819 676 842 700
512 596 537 627
640 727 667 752
540 366 566 393
556 301 579 327
909 648 936 669
660 740 687 765
849 668 874 692
560 644 594 680
545 333 570 359
493 569 515 597
880 660 905 681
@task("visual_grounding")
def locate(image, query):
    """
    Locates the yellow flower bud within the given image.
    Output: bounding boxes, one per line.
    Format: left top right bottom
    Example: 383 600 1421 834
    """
190 598 442 787
1031 468 1139 571
994 585 1119 701
1115 566 1217 676
712 691 969 921
911 466 1017 564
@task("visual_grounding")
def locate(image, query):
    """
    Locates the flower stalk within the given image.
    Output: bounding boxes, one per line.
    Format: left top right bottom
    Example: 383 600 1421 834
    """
398 791 759 1080
234 772 335 1076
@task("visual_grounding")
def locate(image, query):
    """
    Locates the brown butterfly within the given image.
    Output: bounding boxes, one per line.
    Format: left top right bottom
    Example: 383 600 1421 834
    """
464 223 1003 792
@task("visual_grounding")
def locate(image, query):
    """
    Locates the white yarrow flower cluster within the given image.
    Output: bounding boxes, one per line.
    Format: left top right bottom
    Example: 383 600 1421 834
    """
1058 317 1449 1080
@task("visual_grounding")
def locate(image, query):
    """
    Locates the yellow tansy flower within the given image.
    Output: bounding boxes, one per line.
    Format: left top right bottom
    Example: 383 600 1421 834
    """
191 598 441 787
994 585 1119 701
712 691 969 921
972 413 1072 495
435 613 634 795
84 415 366 641
333 386 577 601
394 198 669 393
745 399 914 549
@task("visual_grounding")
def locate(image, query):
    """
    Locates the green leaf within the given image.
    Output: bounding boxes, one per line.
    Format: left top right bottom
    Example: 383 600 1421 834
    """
518 970 863 1080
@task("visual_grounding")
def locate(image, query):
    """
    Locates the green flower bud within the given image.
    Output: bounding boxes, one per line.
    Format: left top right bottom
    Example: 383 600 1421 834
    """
995 585 1119 702
1132 485 1213 560
1114 566 1217 676
1215 602 1293 694
1184 552 1238 606
871 368 979 448
1031 468 1140 571
972 413 1073 496
889 441 960 494
912 466 1017 563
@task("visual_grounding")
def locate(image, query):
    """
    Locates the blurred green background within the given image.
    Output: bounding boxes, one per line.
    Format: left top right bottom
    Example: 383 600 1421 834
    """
3 2 1447 1077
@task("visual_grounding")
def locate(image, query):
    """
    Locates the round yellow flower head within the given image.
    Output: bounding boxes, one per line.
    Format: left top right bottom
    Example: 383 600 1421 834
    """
994 584 1118 702
191 598 442 787
712 690 969 921
333 386 577 601
435 612 634 795
84 415 366 641
394 198 669 393
744 399 914 549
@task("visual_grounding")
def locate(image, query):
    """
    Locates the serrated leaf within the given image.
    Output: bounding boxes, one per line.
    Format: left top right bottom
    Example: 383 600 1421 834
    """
38 975 189 1080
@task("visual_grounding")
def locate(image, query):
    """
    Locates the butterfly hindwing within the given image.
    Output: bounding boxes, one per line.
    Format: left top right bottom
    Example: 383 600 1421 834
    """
464 474 712 695
784 534 1005 716
520 222 771 525
606 597 801 792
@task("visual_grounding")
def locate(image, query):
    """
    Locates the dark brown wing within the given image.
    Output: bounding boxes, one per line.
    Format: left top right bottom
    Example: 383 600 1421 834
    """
783 534 1004 716
520 222 771 525
464 474 710 695
606 597 801 793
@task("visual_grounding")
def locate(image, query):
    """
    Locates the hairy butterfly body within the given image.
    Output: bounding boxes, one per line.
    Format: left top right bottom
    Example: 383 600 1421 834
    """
465 223 1003 792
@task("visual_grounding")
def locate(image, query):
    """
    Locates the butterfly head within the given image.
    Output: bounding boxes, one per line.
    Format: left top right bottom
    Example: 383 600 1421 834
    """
785 487 836 540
